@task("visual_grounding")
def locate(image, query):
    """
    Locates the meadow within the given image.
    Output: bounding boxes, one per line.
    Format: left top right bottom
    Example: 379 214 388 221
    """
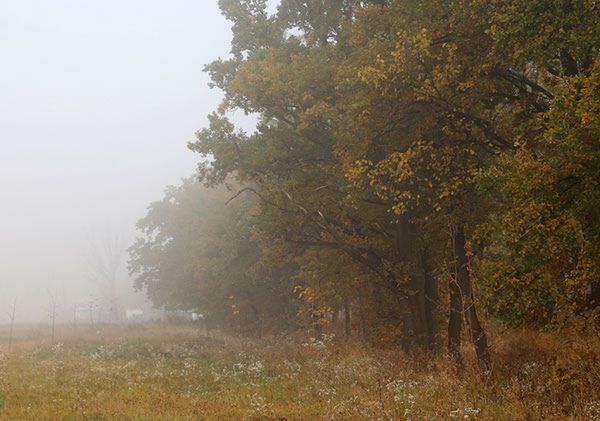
0 324 599 420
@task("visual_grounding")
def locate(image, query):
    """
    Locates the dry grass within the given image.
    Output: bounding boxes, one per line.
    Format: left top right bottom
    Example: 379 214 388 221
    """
0 324 598 420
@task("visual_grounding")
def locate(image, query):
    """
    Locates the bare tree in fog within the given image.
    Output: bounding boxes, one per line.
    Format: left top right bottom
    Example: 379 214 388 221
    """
7 297 17 352
87 235 123 323
87 295 100 327
47 288 58 344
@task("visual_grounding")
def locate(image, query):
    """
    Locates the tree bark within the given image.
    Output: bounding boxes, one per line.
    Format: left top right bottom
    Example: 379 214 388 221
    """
448 272 463 365
343 300 351 337
590 279 600 308
422 247 438 350
359 289 368 340
417 295 429 347
453 225 491 373
400 303 415 354
312 303 323 338
410 286 428 348
590 279 600 330
332 303 339 332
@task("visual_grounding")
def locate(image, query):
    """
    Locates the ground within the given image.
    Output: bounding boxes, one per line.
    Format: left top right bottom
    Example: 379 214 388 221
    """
0 324 598 420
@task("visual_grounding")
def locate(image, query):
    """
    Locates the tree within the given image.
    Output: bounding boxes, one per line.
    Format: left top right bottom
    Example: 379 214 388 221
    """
86 235 124 323
134 0 599 374
129 177 299 335
193 0 448 352
46 287 58 344
7 297 17 352
479 59 600 328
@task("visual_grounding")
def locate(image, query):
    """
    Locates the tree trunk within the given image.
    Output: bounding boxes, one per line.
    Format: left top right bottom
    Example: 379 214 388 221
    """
359 288 368 340
343 299 351 337
408 261 429 349
590 279 600 308
422 247 438 350
590 278 600 329
453 225 491 373
400 298 416 354
411 290 428 348
332 302 339 331
448 272 463 365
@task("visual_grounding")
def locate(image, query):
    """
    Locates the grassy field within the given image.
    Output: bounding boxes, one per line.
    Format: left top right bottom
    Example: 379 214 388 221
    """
0 324 598 420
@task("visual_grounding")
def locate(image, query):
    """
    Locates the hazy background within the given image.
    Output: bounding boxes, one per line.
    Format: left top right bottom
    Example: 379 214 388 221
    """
0 0 267 323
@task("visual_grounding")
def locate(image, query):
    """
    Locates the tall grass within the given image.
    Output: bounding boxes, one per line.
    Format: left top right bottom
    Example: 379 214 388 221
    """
0 324 598 420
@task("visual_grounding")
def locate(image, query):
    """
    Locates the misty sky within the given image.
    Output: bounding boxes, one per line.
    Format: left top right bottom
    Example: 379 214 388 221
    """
0 1 265 322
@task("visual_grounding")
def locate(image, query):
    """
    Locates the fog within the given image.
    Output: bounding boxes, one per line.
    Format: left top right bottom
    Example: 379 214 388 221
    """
0 1 257 323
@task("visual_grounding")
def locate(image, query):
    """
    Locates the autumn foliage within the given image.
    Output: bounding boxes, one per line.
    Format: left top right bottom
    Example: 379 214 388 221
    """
129 0 600 373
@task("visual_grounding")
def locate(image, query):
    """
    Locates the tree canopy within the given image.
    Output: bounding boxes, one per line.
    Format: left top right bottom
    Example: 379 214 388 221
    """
130 0 599 371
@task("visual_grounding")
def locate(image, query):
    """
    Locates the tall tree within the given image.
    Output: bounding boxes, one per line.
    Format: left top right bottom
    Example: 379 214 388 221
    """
87 235 124 323
129 178 298 335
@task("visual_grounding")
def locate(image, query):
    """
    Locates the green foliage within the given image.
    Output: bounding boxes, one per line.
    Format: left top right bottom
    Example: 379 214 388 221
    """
128 178 298 334
133 0 600 350
478 59 600 326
